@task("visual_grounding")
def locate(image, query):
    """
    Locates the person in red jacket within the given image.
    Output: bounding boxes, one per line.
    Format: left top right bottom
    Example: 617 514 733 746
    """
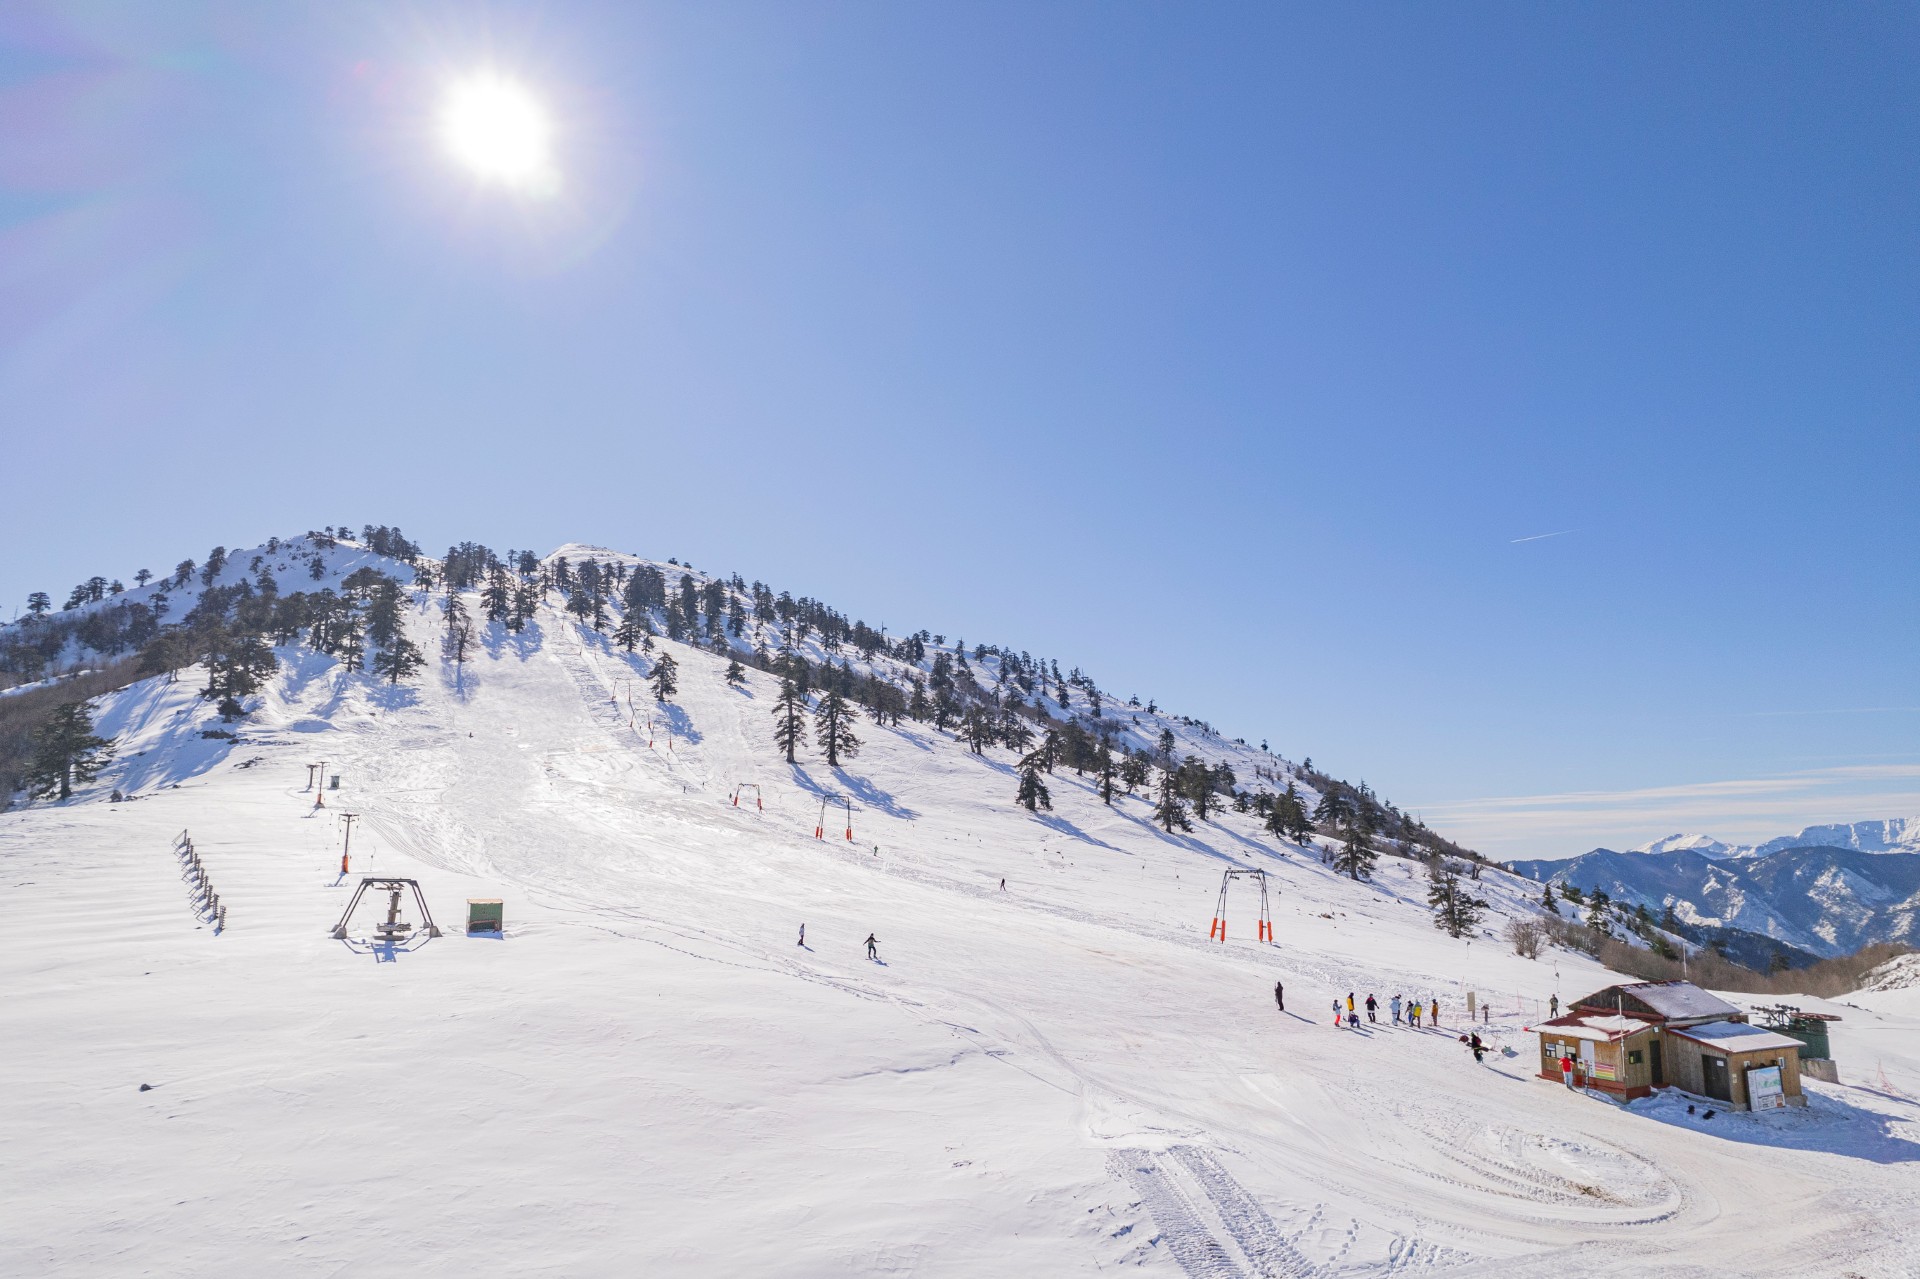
1560 1052 1576 1088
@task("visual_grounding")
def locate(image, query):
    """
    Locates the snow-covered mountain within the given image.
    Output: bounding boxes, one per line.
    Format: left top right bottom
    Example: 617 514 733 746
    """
1616 820 1920 864
5 530 1920 1275
1515 821 1920 958
1629 833 1742 859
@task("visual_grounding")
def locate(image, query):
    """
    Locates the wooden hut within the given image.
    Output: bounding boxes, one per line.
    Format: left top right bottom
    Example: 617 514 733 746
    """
1665 1021 1807 1109
1534 980 1803 1108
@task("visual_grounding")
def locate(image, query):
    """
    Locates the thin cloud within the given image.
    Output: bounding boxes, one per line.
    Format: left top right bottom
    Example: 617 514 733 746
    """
1737 706 1920 718
1509 529 1574 544
1414 763 1920 859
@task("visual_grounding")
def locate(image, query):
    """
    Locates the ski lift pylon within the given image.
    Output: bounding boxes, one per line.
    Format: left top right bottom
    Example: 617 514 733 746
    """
731 783 763 810
330 877 443 942
813 794 852 840
1210 868 1274 943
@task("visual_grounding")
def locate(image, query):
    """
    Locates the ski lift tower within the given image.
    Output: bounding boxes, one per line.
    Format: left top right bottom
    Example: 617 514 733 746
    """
1209 868 1274 942
330 877 443 942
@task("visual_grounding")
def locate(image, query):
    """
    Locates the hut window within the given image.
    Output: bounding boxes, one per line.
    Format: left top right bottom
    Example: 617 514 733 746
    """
1627 1050 1644 1065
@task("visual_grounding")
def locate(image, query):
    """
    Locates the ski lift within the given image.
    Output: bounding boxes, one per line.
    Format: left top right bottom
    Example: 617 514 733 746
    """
330 877 443 944
731 783 763 810
1210 868 1274 942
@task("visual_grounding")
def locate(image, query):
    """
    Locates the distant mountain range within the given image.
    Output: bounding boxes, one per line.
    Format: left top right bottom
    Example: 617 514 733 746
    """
1514 819 1920 959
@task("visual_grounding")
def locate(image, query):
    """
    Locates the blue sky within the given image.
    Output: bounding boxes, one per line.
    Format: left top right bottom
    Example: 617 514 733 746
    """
4 4 1916 858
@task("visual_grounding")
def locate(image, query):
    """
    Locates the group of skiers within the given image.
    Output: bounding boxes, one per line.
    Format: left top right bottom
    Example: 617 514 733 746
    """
1322 990 1441 1030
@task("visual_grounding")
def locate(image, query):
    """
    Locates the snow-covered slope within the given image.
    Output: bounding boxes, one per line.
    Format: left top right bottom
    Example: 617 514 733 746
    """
6 538 1920 1276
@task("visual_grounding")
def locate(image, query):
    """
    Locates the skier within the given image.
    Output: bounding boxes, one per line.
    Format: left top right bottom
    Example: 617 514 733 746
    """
1365 994 1378 1023
865 933 878 961
1332 998 1341 1027
1273 981 1285 1012
1390 994 1402 1025
797 923 805 947
1548 994 1559 1017
999 878 1006 892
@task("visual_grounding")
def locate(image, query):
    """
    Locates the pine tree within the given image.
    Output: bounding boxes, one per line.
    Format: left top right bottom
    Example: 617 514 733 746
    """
1152 768 1192 833
1428 865 1487 939
1542 883 1560 915
725 658 747 688
814 688 861 766
1585 890 1611 933
365 580 404 650
1332 814 1377 881
26 591 50 615
1017 760 1052 812
1096 741 1116 805
1179 756 1216 821
483 565 512 624
649 652 679 703
372 635 424 685
1119 753 1148 795
511 582 539 632
24 699 116 800
443 593 474 672
1312 787 1353 834
960 704 996 754
772 678 809 761
338 625 367 674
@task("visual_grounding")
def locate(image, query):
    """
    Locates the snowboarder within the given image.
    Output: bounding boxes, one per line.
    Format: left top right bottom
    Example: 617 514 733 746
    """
1390 995 1402 1025
797 924 805 947
865 933 878 961
1364 994 1378 1023
1273 981 1285 1012
1559 1052 1575 1088
1548 994 1559 1017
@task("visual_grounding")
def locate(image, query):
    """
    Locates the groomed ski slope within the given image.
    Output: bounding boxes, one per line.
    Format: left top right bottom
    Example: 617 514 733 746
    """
7 544 1920 1277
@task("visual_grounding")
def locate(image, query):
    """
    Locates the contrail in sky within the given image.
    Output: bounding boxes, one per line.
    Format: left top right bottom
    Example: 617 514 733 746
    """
1509 530 1574 544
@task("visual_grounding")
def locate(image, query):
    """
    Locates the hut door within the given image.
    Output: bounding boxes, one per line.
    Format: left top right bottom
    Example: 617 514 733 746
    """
1649 1038 1664 1087
1702 1055 1731 1102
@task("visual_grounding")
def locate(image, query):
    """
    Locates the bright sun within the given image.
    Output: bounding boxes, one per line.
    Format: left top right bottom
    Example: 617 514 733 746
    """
439 73 554 192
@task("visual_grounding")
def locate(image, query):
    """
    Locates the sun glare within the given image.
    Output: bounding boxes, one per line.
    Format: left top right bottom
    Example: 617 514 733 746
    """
439 73 554 193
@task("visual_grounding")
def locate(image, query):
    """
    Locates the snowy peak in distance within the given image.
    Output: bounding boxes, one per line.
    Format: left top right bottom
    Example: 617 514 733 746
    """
1620 819 1920 863
1754 818 1920 858
1629 833 1742 859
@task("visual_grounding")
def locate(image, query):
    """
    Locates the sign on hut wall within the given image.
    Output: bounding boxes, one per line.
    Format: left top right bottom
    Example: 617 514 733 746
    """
1748 1065 1786 1111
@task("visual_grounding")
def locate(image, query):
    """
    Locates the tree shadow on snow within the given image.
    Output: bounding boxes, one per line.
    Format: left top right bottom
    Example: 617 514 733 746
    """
1032 811 1122 853
368 682 421 713
834 769 920 821
482 618 545 663
1114 806 1250 866
657 701 702 744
